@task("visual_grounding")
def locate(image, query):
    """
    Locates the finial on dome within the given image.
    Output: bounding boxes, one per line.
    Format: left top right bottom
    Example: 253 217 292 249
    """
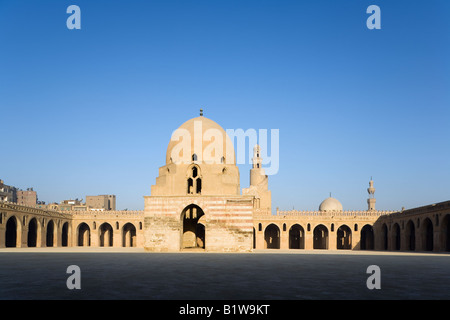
200 108 203 116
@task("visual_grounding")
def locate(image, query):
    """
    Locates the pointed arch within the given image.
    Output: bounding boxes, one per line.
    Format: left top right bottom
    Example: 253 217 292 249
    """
5 216 18 247
289 224 305 249
264 224 280 249
122 223 137 247
181 204 205 249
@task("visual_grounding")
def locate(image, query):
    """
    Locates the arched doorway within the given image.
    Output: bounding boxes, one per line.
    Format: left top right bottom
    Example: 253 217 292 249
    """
337 225 352 250
422 218 433 251
441 214 450 252
360 224 374 250
181 205 205 249
264 224 280 249
77 223 90 246
405 220 415 251
27 218 38 247
381 223 388 250
5 217 18 247
62 222 69 247
46 220 55 247
99 223 113 247
392 223 401 250
122 223 137 247
313 224 328 249
289 224 305 249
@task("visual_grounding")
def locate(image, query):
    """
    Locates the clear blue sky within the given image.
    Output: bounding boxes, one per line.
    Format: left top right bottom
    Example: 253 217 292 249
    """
1 0 449 211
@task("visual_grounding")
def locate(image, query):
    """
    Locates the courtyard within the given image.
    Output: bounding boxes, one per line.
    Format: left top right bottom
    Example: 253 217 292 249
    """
0 248 449 300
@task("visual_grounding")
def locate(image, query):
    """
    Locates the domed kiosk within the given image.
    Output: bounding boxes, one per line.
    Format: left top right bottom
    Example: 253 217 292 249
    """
144 111 256 252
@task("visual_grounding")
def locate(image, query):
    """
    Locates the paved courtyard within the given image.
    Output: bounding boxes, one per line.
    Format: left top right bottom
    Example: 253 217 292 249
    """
0 248 449 300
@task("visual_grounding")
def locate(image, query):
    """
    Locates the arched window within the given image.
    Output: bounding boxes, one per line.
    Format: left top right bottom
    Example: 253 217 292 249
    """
192 154 198 162
187 166 202 195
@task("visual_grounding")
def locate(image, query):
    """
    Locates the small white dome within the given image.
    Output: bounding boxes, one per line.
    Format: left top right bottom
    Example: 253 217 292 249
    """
319 197 343 212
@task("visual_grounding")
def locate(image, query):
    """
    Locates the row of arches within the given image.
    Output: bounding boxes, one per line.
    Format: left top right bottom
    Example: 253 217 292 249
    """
3 216 139 248
380 215 450 252
5 216 69 248
77 222 137 247
256 214 450 252
258 223 373 250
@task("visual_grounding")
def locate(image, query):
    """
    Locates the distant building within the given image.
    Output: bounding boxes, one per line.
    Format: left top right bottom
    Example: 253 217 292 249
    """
57 199 88 211
16 188 37 207
86 195 116 211
0 180 17 203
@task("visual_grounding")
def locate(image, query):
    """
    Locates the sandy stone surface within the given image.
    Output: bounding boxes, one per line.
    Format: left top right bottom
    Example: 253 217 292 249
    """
0 249 449 300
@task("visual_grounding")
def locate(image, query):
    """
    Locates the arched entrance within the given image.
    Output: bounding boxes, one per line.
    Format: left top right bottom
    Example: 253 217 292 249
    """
122 223 137 247
264 224 280 249
313 224 328 249
360 224 374 250
181 205 205 249
422 218 433 251
5 217 18 248
289 224 305 249
99 223 113 247
27 218 38 247
381 223 388 250
441 214 450 252
392 223 401 250
405 220 415 251
337 225 352 250
62 222 69 247
46 220 55 247
77 223 90 246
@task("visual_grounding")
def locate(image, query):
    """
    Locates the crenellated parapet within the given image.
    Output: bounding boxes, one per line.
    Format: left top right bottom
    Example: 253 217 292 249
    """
64 210 144 217
276 209 396 217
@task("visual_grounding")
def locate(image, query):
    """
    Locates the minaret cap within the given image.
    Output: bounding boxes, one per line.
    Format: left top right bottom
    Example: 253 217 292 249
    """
367 177 375 198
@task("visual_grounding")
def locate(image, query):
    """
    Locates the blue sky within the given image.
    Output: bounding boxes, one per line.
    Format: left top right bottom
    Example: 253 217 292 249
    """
0 0 449 211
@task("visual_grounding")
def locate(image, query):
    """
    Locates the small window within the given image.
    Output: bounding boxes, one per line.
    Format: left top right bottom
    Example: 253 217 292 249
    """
192 154 198 162
258 223 262 231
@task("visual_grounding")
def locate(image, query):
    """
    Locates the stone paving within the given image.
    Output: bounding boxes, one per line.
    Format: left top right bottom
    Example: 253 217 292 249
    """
0 248 449 300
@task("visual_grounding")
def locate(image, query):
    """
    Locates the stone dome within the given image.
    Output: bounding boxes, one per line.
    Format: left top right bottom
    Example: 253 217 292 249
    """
319 197 343 212
165 116 236 165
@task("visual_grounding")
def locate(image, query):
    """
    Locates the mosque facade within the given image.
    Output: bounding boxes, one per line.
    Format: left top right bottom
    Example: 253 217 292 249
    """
1 114 449 253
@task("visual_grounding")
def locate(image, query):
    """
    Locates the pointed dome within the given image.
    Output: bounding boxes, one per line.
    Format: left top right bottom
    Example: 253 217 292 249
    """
165 115 236 165
319 197 343 212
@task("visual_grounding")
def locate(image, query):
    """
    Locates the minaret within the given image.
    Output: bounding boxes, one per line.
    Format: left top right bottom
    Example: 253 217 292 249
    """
250 145 264 186
245 144 271 211
367 177 376 211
